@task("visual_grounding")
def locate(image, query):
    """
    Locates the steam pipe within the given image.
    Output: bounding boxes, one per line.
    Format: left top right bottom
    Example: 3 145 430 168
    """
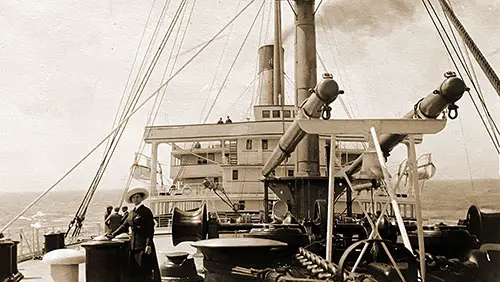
345 72 466 176
295 0 319 176
262 74 340 177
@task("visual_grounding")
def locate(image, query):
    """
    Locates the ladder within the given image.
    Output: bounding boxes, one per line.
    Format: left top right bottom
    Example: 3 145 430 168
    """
229 141 238 165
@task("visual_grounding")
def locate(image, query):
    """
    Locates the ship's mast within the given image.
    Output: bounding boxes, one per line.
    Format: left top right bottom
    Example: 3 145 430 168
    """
295 0 319 176
273 0 285 105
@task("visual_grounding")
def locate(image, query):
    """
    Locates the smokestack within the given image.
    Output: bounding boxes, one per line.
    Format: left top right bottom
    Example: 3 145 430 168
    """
295 0 319 176
257 45 284 105
258 45 274 105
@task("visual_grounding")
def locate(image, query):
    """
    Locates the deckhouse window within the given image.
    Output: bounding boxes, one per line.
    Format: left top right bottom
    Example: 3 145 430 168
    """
246 139 253 150
262 139 268 150
288 170 294 177
283 110 291 118
207 153 215 162
272 110 280 118
197 155 208 164
232 170 239 180
262 110 270 118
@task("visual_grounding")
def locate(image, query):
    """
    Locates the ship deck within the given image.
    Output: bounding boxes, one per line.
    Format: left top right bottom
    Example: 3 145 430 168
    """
18 230 203 281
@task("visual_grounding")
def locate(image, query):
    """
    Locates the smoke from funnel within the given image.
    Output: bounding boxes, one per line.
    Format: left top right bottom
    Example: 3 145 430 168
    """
282 0 418 42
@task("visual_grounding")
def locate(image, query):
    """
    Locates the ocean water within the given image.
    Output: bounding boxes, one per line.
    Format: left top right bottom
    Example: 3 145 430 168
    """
0 189 126 242
1 179 500 242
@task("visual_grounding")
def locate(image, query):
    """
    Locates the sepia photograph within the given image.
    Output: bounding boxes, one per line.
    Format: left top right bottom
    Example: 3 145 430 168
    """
1 0 500 281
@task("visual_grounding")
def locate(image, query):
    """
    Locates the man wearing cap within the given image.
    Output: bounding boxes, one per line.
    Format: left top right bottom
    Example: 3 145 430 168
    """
107 187 160 282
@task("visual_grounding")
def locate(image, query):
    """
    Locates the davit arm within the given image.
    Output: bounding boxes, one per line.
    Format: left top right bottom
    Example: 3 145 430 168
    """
345 72 466 176
262 71 466 177
262 74 341 177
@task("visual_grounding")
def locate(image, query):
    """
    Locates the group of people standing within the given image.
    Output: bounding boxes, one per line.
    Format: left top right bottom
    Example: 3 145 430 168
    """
217 116 232 124
104 205 129 233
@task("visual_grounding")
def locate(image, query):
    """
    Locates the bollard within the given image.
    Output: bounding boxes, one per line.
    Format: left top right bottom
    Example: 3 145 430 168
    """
11 240 24 281
160 252 203 282
44 232 66 253
113 233 131 282
0 239 14 281
42 249 85 282
82 236 123 282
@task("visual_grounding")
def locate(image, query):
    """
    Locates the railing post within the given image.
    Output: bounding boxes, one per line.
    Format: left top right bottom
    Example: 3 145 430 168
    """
18 228 23 258
36 228 40 256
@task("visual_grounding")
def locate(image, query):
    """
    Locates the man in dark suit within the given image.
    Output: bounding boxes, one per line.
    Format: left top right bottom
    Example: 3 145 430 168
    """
108 187 160 282
107 207 122 233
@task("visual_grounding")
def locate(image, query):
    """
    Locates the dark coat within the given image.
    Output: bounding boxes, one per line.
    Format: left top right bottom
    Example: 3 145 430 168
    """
113 204 161 282
107 212 122 233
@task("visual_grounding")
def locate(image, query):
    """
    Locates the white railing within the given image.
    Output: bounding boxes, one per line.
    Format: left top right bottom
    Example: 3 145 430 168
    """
4 223 102 262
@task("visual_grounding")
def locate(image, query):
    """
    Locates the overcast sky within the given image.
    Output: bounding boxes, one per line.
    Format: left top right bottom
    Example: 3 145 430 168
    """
1 0 500 193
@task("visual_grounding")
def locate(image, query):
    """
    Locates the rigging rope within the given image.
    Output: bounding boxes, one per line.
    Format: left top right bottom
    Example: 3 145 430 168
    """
200 0 243 122
422 0 500 154
68 0 171 238
313 0 324 15
441 9 500 150
173 0 261 185
246 0 267 119
438 0 500 98
317 52 352 119
202 0 265 124
104 0 160 158
121 0 198 207
229 76 259 117
318 16 357 116
286 0 297 17
458 115 476 191
69 0 190 238
0 0 258 237
264 0 273 43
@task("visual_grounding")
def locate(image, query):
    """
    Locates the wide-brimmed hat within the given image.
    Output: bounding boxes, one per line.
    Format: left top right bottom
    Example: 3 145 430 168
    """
126 187 149 204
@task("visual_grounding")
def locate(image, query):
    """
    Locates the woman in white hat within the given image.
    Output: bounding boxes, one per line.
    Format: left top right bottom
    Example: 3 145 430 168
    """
107 187 161 282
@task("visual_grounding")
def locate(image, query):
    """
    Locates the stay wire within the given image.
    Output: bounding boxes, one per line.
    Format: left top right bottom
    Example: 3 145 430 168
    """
320 13 358 117
200 0 243 122
429 0 500 148
119 0 173 125
144 0 193 133
230 76 259 116
422 0 500 154
125 0 198 208
313 0 324 15
148 1 190 125
104 0 159 159
77 0 189 225
248 0 267 118
202 0 265 123
72 0 175 227
286 0 297 17
317 51 352 119
6 0 257 236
